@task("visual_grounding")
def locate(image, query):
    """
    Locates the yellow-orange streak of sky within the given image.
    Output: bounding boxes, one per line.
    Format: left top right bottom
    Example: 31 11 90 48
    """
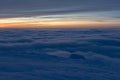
0 19 120 28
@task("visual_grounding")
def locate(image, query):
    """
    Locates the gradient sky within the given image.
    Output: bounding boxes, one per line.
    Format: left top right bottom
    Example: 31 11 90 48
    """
0 0 120 28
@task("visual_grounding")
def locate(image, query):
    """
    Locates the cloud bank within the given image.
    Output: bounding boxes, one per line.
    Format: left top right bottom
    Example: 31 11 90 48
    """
0 28 120 80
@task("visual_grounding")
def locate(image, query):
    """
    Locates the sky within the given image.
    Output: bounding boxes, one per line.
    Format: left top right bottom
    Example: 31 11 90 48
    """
0 0 120 28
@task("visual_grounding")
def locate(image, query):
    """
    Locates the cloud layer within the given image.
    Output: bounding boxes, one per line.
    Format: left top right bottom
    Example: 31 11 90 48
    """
0 28 120 60
0 28 120 80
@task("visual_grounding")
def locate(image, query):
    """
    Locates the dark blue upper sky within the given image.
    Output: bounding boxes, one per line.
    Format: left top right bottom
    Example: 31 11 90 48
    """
0 0 120 18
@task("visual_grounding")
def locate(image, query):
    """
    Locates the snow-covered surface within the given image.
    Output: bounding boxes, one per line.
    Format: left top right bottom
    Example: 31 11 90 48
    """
0 28 120 80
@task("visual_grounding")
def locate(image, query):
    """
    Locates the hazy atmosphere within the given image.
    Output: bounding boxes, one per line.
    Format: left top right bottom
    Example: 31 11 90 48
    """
0 0 120 80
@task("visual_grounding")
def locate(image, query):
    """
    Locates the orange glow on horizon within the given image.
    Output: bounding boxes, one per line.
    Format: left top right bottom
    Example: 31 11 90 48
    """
0 18 120 28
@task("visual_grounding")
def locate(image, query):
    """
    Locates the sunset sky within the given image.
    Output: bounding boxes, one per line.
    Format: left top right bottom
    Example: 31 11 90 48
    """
0 0 120 28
